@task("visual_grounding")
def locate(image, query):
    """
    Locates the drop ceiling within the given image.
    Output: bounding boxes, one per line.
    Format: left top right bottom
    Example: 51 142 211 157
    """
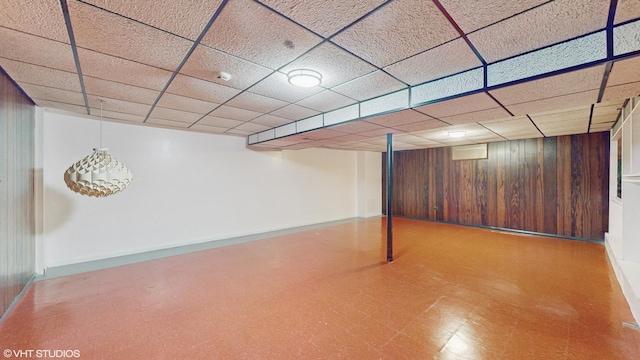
1 0 639 152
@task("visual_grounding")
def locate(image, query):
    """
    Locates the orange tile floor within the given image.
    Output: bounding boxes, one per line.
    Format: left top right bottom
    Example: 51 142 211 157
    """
1 218 639 359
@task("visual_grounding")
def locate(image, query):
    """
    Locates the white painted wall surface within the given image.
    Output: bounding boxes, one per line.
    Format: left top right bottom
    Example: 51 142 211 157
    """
41 110 380 269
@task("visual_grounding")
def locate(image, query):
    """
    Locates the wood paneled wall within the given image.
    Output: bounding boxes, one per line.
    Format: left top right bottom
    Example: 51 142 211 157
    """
0 68 35 318
383 133 610 240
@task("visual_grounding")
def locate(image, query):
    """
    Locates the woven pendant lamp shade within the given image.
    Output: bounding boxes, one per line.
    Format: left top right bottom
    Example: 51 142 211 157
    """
64 148 133 198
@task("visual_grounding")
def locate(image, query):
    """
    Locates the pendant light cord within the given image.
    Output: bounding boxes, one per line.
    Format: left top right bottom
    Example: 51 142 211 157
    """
99 99 103 149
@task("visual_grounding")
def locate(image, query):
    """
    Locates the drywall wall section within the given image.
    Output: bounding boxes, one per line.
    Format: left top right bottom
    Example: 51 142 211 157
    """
41 110 375 269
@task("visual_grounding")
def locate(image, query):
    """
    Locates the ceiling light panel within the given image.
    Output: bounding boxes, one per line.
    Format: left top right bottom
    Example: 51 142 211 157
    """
68 1 193 71
250 114 291 127
249 71 324 103
414 92 502 118
467 0 610 63
411 68 484 106
201 0 322 69
270 104 319 121
225 92 289 113
282 42 376 88
179 45 272 89
208 105 261 122
0 59 81 92
0 0 69 42
332 71 406 101
437 0 549 33
614 19 640 55
295 90 357 112
165 74 240 103
331 0 459 67
0 28 76 72
198 116 244 128
614 0 640 24
384 38 483 86
77 48 173 90
155 92 218 114
257 0 385 37
365 109 431 127
83 0 224 40
84 77 160 105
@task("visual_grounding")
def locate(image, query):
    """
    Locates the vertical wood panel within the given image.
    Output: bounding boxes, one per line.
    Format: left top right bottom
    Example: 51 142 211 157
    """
381 133 610 240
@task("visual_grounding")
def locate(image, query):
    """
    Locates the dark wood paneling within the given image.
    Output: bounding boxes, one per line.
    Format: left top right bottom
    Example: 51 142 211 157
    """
382 133 610 240
0 68 36 318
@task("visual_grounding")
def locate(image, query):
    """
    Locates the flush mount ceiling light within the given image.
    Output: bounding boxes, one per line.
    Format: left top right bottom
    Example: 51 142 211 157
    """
287 69 322 88
448 131 466 138
63 100 133 198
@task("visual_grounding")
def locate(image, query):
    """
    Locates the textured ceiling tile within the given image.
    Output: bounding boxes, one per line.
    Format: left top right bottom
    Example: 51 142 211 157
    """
295 90 356 112
84 76 160 105
441 107 512 125
295 129 347 140
537 118 588 133
332 71 406 101
19 83 85 106
190 124 230 134
257 0 385 37
331 134 371 142
209 105 261 121
68 0 193 71
94 110 146 123
358 127 406 137
329 120 386 133
166 74 241 103
226 129 254 136
281 42 377 89
528 107 591 124
384 38 483 86
468 0 610 63
393 134 442 146
590 123 615 131
233 122 271 132
488 66 604 105
0 28 76 72
149 107 202 123
87 96 150 117
0 0 68 42
438 0 549 33
391 119 450 132
481 117 538 134
201 0 321 69
198 116 244 128
506 90 600 115
602 82 640 102
33 99 87 114
592 114 618 124
615 0 640 24
226 92 289 113
332 0 458 67
366 109 430 127
156 92 218 114
593 99 624 116
415 93 502 118
0 59 81 92
147 118 191 128
608 57 640 86
249 72 324 103
270 104 319 120
250 114 291 127
77 48 173 90
180 45 272 89
83 0 224 40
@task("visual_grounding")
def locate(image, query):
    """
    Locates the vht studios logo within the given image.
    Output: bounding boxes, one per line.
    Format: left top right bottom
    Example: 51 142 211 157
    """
3 349 80 358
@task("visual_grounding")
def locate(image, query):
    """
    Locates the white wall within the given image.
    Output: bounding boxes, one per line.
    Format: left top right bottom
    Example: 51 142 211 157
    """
40 109 381 269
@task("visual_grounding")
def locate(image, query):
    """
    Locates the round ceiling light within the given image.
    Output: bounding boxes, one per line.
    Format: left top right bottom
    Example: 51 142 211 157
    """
448 131 466 138
287 69 322 88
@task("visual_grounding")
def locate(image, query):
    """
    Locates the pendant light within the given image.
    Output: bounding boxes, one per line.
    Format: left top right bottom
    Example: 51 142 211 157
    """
63 100 133 197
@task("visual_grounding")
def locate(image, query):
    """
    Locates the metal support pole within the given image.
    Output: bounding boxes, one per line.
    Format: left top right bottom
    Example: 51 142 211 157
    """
386 133 393 263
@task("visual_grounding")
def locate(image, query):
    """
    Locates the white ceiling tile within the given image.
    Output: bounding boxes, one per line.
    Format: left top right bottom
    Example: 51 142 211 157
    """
415 93 501 118
332 71 406 101
84 76 160 105
226 92 289 113
180 45 272 89
0 27 76 72
190 124 229 134
257 0 385 37
208 105 261 122
147 118 191 128
536 118 589 135
391 119 452 133
250 114 291 127
197 116 244 128
0 59 81 92
68 0 193 71
295 90 356 112
615 0 640 24
505 133 545 140
226 129 254 136
270 104 319 120
438 0 549 33
328 120 386 133
249 72 324 103
233 122 271 132
332 0 458 67
0 0 68 42
166 74 241 103
19 83 85 107
83 0 224 40
592 114 618 124
77 48 173 90
149 106 201 123
155 92 218 114
602 82 640 102
506 90 600 115
384 38 482 86
590 123 615 131
281 42 377 89
488 66 604 105
608 56 640 86
468 0 610 63
528 106 591 124
481 116 539 136
201 0 322 69
366 109 431 127
441 108 512 125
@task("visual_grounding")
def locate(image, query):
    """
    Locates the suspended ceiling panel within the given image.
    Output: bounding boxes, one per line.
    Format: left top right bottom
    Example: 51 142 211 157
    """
0 0 69 42
415 93 504 118
83 77 159 106
1 59 81 92
615 0 640 24
437 0 550 33
0 28 76 72
331 71 406 101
